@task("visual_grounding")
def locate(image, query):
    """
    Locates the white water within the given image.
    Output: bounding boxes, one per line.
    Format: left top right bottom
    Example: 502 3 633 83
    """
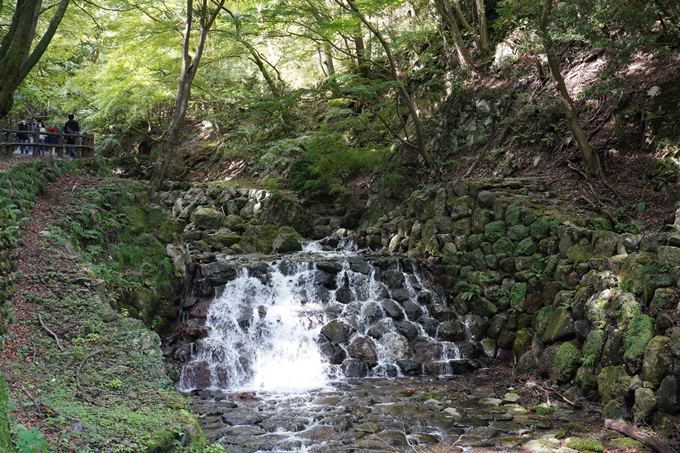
179 252 461 393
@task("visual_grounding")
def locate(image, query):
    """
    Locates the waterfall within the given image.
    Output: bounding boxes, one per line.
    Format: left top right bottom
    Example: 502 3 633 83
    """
179 252 465 393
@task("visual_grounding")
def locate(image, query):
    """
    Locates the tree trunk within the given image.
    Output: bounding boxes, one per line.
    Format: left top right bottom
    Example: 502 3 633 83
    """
323 42 335 76
149 0 225 196
540 0 599 178
476 0 491 54
433 0 472 68
353 30 371 79
340 0 435 168
0 0 70 118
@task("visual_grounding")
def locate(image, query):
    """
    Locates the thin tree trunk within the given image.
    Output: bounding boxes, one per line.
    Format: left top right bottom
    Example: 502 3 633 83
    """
149 0 225 196
340 0 435 168
433 0 473 68
540 0 599 178
476 0 491 54
353 30 371 79
323 42 335 75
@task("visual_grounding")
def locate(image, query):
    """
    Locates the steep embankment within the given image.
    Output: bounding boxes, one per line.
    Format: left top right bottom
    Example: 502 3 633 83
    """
0 161 221 452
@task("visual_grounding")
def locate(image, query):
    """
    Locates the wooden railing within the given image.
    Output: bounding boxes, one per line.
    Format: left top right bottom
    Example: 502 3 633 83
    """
0 128 95 158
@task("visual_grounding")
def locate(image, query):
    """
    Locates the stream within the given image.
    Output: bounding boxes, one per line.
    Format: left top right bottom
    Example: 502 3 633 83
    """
178 248 610 452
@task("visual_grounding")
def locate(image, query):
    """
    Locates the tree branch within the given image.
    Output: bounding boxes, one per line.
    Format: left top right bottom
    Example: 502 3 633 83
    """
38 313 63 352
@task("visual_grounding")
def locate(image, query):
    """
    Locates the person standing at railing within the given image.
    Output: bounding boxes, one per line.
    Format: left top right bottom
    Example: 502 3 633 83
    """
17 121 29 153
38 121 47 155
28 117 40 154
64 113 79 157
46 127 58 156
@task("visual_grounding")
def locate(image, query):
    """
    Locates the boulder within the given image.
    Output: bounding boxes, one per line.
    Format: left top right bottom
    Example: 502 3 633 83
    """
623 314 654 375
412 336 444 363
642 336 672 388
543 307 575 344
347 335 378 366
597 366 632 404
193 207 224 230
341 359 368 378
317 335 347 364
239 225 281 254
633 388 657 424
378 332 409 361
320 319 355 345
657 376 680 414
271 233 302 253
257 192 313 237
436 320 466 342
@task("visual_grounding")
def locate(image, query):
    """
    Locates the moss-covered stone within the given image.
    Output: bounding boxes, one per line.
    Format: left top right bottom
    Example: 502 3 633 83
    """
0 374 13 452
642 336 672 388
575 366 598 398
597 366 632 404
510 282 527 312
533 306 554 336
531 216 552 241
507 224 530 241
550 342 581 384
123 205 148 234
515 237 537 256
650 287 680 316
513 328 533 359
467 234 484 250
623 314 654 375
504 203 521 227
202 233 242 250
563 437 604 452
484 220 507 242
567 244 592 265
192 206 224 230
451 218 472 236
633 388 657 424
543 307 575 344
581 330 606 367
492 237 515 257
239 224 281 254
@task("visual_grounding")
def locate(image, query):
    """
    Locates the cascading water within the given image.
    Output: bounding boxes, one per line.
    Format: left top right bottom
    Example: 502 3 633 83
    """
179 250 465 394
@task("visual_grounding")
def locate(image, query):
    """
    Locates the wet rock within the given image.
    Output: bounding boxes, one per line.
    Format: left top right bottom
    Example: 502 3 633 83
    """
437 320 466 342
380 299 404 320
402 300 424 321
315 270 337 290
347 336 378 366
320 319 355 345
381 269 404 288
272 233 302 253
200 261 237 285
378 332 409 361
417 317 440 337
481 338 497 358
317 335 347 364
412 336 444 363
395 320 419 340
348 257 371 274
180 319 208 341
182 361 212 390
396 359 422 376
341 359 368 377
366 318 395 340
463 314 488 341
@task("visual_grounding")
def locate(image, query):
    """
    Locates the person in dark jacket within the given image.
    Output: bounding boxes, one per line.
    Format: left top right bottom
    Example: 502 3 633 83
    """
46 127 59 157
64 113 80 157
17 121 29 153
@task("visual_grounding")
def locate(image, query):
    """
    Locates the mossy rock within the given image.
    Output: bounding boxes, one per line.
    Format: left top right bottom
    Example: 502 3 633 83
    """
623 314 654 375
239 224 281 254
202 233 242 250
272 234 303 253
530 216 552 241
533 306 554 336
597 366 632 404
507 224 530 241
484 220 507 242
0 374 13 452
510 282 527 312
563 437 604 453
650 287 680 316
467 234 484 250
581 330 606 367
515 237 537 256
492 237 515 257
122 205 148 234
513 328 533 359
452 218 472 236
504 204 521 226
575 366 598 398
567 244 592 265
642 336 672 387
192 206 224 230
550 342 581 384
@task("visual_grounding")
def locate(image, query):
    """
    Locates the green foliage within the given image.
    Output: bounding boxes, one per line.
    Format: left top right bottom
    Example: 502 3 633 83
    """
0 374 15 453
12 425 46 453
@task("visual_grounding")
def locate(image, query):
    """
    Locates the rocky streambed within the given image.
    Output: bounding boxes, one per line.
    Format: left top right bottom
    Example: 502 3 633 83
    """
188 370 649 453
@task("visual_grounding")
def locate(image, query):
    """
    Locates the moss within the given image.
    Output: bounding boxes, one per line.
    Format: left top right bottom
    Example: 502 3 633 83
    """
553 342 582 384
484 220 507 242
563 437 604 453
513 328 533 359
510 282 527 312
581 330 607 366
530 216 552 241
515 237 537 256
533 306 554 335
467 234 484 250
623 314 654 375
492 237 515 257
504 204 521 226
0 374 14 452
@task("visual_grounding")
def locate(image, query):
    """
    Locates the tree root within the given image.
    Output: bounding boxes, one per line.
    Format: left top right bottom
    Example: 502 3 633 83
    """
38 313 63 352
